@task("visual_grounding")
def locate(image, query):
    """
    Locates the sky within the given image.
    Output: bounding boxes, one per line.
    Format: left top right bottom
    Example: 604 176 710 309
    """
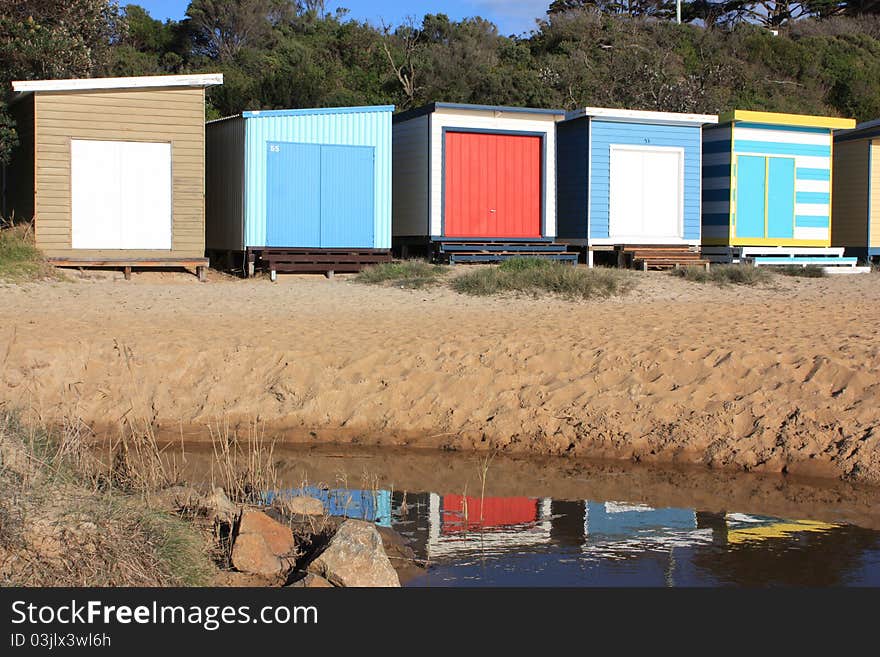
132 1 552 36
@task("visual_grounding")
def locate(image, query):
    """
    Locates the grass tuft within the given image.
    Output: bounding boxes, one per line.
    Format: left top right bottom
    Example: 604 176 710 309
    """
671 264 772 286
0 221 60 282
451 257 633 300
774 265 827 278
354 260 447 289
0 410 214 586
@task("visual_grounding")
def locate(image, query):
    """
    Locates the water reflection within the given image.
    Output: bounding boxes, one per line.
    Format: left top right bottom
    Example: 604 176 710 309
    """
270 486 880 586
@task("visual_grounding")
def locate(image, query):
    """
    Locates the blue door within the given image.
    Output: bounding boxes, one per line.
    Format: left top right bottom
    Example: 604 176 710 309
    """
265 141 374 248
767 157 795 239
320 145 375 248
266 142 321 247
735 155 766 239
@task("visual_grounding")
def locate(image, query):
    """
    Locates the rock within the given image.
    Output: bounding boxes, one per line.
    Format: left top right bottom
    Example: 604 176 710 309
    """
376 526 424 585
376 525 416 562
202 487 239 524
286 573 334 588
231 509 297 577
283 495 325 516
306 519 400 587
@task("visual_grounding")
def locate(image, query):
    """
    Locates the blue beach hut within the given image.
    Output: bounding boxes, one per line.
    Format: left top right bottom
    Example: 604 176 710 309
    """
205 105 394 279
555 107 718 268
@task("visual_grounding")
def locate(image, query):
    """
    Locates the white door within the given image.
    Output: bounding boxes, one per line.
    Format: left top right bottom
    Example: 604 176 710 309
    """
609 145 683 241
71 139 172 250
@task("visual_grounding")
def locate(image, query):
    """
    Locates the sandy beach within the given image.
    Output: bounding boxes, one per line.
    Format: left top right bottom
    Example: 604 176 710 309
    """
1 268 878 485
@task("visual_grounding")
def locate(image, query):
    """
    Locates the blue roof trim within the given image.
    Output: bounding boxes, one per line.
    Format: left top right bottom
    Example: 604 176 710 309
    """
242 105 395 119
836 125 880 144
393 101 564 124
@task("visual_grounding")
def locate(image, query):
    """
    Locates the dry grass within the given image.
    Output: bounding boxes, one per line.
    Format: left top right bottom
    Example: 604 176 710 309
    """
0 410 214 586
0 220 62 283
451 257 634 300
354 260 447 288
671 264 773 286
774 265 828 278
209 419 278 505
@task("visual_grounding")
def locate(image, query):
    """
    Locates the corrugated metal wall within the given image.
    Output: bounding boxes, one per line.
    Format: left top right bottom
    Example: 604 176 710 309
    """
391 114 430 237
243 107 392 249
206 116 246 251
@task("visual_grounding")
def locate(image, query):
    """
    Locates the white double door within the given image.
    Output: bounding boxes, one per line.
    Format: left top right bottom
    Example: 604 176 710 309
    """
71 139 172 250
609 145 684 241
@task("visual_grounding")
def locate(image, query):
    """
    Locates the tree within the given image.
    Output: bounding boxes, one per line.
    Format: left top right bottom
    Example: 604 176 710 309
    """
184 0 294 61
0 0 124 168
381 19 422 108
548 0 677 18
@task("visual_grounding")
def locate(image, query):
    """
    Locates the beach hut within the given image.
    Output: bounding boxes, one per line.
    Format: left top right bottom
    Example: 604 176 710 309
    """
831 119 880 262
391 102 576 264
555 107 718 269
701 110 859 268
204 106 393 279
2 73 223 280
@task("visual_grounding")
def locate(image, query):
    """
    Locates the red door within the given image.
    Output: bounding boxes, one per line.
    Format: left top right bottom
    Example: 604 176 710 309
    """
444 131 542 238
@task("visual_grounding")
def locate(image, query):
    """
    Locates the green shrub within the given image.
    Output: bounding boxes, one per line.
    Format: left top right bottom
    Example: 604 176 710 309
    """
354 260 446 289
0 222 59 282
671 264 773 286
451 259 633 300
774 265 827 278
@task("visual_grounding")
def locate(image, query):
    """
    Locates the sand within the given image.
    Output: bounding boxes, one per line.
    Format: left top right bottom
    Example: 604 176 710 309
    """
1 267 879 485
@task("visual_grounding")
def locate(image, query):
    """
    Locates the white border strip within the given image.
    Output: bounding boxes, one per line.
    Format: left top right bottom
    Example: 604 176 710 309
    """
13 73 223 93
568 107 718 126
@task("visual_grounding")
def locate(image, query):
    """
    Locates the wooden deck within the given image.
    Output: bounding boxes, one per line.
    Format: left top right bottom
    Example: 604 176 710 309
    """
618 246 710 271
48 257 209 281
433 240 578 265
246 248 391 280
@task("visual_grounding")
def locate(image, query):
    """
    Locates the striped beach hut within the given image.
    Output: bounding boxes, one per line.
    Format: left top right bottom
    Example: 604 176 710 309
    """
832 119 880 262
556 107 718 269
205 105 393 279
701 110 857 267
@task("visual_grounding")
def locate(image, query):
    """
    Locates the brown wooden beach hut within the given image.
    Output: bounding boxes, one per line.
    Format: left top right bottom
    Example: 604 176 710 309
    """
2 73 222 279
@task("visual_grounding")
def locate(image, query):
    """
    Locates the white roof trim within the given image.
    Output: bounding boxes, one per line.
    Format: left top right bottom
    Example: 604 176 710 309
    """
12 73 223 93
567 107 718 126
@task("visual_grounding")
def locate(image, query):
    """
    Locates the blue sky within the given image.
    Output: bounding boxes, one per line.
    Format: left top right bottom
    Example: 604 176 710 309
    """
131 1 551 36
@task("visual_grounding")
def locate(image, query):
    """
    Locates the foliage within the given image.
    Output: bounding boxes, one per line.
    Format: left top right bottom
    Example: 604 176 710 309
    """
354 260 447 288
0 221 60 282
451 258 634 299
670 263 774 284
774 264 828 276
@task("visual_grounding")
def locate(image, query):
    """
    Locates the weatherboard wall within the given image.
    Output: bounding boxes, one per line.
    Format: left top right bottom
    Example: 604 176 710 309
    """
830 138 869 254
703 120 835 247
24 86 208 260
238 107 392 250
588 119 702 244
554 117 589 240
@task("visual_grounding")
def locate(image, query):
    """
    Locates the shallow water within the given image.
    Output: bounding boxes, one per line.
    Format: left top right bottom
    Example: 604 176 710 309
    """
174 445 880 587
